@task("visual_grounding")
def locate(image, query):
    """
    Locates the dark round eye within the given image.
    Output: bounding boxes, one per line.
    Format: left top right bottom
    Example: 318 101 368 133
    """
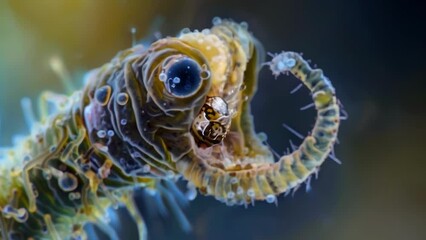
165 58 202 97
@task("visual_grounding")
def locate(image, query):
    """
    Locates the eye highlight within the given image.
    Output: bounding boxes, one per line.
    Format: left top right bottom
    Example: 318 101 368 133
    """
161 57 202 97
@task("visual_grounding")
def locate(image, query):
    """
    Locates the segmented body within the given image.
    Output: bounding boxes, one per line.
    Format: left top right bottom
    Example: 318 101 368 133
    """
0 19 341 239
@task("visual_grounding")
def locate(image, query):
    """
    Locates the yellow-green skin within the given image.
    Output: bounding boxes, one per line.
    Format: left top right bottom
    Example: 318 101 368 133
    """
0 19 340 239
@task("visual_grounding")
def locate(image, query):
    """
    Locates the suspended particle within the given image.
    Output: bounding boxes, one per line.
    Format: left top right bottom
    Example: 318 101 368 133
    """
247 188 255 198
107 130 115 137
212 16 222 26
97 130 106 138
49 145 57 153
58 172 78 192
116 92 129 105
265 194 276 204
227 191 235 199
240 21 248 30
200 66 211 79
142 164 151 173
159 72 167 82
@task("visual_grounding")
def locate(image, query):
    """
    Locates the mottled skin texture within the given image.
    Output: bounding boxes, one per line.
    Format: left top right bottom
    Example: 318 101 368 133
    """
0 19 340 239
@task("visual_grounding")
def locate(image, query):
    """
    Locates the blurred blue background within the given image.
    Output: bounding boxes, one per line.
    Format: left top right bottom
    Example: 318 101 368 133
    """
0 0 425 239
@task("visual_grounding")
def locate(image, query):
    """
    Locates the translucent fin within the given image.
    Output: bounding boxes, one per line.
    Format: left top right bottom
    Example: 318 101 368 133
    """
49 56 75 94
20 97 37 131
138 179 191 234
44 214 61 240
123 193 147 240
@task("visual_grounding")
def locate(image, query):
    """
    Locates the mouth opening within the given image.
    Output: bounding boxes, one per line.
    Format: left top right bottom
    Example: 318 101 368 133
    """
190 97 274 173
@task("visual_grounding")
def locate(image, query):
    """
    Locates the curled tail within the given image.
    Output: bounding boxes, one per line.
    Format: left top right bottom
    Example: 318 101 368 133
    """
268 51 340 191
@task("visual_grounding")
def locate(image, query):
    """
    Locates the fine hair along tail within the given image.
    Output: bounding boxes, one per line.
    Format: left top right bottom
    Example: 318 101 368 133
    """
266 51 340 196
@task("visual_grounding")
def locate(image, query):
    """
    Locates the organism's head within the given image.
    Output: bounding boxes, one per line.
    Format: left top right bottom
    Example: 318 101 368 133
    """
139 19 276 193
143 18 277 204
117 19 267 176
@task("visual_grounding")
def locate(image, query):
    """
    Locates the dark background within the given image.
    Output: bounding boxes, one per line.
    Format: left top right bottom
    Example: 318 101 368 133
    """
0 0 425 239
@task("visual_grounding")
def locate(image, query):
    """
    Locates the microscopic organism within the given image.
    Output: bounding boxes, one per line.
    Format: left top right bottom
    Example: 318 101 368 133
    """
0 18 342 239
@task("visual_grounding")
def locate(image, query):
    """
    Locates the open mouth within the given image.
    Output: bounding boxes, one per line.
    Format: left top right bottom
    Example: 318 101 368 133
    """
190 92 273 171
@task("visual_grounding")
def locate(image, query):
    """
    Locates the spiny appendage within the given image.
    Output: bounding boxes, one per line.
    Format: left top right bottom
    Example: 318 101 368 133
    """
213 51 340 205
266 51 340 193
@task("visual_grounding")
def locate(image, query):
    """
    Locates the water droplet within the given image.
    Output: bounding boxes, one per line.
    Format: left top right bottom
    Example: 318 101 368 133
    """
120 119 127 125
69 192 76 200
2 205 28 223
116 92 129 105
237 186 244 195
230 177 239 184
200 70 210 79
240 21 248 30
185 182 197 201
180 28 191 35
201 29 210 35
159 72 167 82
2 205 13 215
107 130 115 137
49 146 57 153
247 188 255 198
97 130 106 138
212 17 222 26
142 164 151 173
227 191 235 199
16 208 28 222
172 77 181 84
58 172 78 192
266 194 276 204
257 132 268 142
